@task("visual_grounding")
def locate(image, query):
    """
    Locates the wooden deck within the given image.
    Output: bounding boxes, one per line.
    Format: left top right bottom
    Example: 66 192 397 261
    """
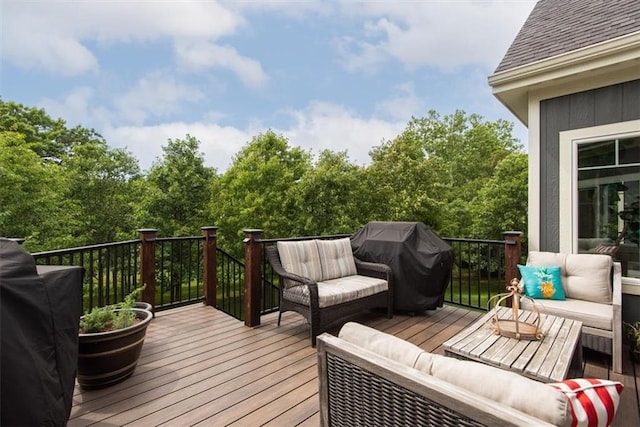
69 304 640 426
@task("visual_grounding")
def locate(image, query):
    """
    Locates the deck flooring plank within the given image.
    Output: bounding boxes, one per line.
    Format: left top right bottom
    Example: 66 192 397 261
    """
71 334 314 426
260 395 320 427
71 328 308 420
68 304 638 427
70 322 310 414
193 368 318 426
159 361 317 426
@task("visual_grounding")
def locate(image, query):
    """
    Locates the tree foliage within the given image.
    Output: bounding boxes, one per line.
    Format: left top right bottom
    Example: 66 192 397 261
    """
138 135 216 237
1 99 528 252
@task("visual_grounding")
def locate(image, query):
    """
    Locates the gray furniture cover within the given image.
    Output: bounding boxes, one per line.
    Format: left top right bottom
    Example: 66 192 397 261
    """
1 238 84 426
351 222 453 312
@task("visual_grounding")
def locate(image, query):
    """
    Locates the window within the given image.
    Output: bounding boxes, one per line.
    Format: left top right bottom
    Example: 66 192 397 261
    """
559 121 640 292
576 137 640 280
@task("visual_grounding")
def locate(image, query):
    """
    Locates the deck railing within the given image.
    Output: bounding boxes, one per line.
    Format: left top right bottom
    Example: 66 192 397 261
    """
32 227 246 319
28 227 522 322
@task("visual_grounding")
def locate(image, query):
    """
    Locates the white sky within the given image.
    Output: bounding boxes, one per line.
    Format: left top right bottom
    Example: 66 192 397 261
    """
1 0 537 172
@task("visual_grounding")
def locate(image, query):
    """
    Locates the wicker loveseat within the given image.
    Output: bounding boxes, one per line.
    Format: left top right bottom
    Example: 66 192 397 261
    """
518 251 622 373
267 238 392 346
317 323 578 427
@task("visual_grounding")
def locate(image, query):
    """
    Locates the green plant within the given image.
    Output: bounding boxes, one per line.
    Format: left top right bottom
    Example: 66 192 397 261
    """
623 321 640 350
79 285 146 333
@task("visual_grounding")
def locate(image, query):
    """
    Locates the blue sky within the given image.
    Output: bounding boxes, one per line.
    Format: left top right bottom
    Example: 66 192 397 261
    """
1 0 537 172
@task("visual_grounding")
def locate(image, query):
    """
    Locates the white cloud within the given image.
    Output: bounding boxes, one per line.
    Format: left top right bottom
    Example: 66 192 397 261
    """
279 102 405 167
335 0 537 72
374 82 422 120
113 71 205 126
103 122 251 173
102 100 405 173
2 0 248 77
174 41 269 89
39 87 96 127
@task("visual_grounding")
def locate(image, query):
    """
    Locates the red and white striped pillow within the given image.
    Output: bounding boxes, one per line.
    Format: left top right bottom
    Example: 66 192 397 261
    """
549 378 623 427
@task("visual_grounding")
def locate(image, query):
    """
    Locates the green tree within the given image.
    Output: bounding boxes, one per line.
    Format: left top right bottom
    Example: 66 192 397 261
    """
63 140 142 244
138 135 217 236
0 132 76 250
293 150 371 236
470 152 528 241
211 131 311 255
0 100 142 249
367 129 441 227
368 111 523 238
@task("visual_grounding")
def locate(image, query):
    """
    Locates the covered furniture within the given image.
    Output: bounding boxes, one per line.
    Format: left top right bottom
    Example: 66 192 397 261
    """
318 322 584 426
267 237 392 346
0 238 84 426
351 221 453 312
519 251 622 373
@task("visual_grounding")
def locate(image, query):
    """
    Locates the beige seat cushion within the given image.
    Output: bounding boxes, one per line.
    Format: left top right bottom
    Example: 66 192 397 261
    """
316 238 357 281
277 240 323 286
526 251 612 303
520 297 612 331
284 276 387 308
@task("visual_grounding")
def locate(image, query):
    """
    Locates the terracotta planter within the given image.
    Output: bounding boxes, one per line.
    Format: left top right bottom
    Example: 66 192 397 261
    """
77 308 152 389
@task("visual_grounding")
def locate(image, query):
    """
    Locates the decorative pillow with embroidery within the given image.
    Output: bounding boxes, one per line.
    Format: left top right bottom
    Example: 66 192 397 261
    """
549 378 623 427
518 264 566 300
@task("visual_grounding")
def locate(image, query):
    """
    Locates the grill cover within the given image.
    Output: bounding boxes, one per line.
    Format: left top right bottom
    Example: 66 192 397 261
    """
351 222 453 312
1 239 83 426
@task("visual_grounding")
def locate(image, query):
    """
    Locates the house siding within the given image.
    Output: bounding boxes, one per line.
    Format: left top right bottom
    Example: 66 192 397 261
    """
539 79 640 251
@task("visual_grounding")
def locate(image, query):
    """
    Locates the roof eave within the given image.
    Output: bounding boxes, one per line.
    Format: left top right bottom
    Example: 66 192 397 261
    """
488 31 640 127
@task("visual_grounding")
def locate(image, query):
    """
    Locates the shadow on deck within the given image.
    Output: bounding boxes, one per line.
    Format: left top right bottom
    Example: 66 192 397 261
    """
69 304 640 426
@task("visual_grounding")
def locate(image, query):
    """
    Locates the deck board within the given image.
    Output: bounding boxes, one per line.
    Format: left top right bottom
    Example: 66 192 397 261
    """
69 303 640 426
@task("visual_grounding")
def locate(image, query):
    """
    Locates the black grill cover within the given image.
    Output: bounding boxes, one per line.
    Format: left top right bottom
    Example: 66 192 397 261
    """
351 222 453 312
1 239 83 426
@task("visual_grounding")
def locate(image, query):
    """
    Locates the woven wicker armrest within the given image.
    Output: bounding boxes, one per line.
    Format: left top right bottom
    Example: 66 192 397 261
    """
354 258 391 280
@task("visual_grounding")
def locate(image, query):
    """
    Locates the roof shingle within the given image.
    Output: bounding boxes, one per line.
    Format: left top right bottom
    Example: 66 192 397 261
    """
495 0 640 73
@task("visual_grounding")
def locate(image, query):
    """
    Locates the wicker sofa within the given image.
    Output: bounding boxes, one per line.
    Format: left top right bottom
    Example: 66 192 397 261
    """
518 251 622 373
317 322 576 426
267 238 392 346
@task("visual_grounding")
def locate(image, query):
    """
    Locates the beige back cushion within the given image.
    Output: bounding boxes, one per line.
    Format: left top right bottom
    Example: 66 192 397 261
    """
316 238 357 281
565 253 612 303
526 251 612 303
277 240 323 284
338 322 426 367
339 322 570 426
429 357 569 426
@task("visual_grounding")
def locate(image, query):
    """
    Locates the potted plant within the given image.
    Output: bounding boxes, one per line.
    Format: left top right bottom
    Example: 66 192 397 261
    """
77 285 153 389
623 320 640 363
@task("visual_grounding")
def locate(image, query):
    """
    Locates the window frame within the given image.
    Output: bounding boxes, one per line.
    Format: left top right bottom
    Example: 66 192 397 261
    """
559 119 640 294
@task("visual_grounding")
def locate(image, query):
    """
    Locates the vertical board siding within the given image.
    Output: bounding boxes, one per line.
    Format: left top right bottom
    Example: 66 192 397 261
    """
539 79 640 252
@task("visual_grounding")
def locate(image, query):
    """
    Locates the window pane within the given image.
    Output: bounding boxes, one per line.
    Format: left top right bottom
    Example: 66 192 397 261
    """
578 140 615 168
620 137 640 164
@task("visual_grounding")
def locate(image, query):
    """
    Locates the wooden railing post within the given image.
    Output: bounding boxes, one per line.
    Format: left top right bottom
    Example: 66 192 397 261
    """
138 228 158 311
202 226 218 307
244 229 263 327
503 231 523 291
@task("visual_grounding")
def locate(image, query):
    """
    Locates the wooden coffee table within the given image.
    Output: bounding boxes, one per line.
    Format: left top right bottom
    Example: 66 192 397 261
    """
443 306 583 383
